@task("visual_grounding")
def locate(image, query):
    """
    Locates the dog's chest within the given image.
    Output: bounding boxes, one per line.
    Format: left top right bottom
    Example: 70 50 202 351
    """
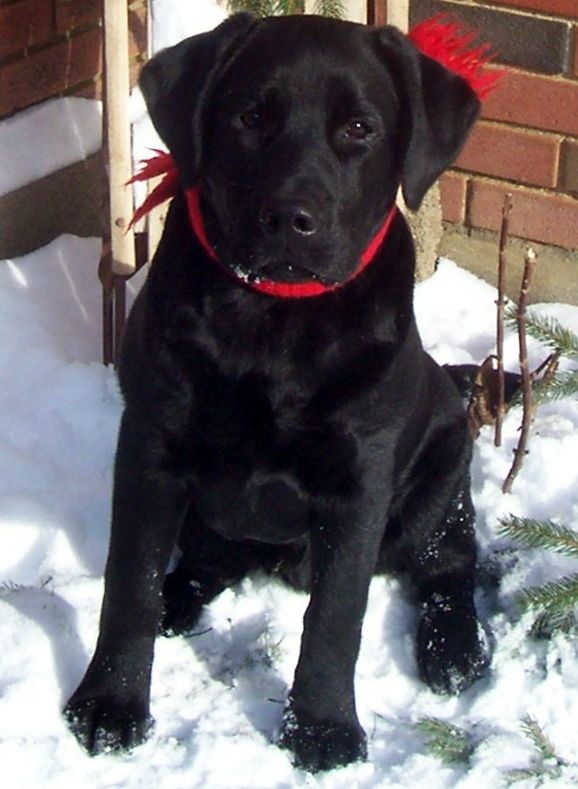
181 353 361 542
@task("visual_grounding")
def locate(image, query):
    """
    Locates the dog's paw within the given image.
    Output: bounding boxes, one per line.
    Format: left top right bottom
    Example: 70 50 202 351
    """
278 704 367 773
416 594 490 695
64 695 154 755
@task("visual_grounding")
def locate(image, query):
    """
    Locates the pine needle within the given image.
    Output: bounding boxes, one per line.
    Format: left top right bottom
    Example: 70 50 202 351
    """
504 717 567 784
530 607 577 638
313 0 345 16
227 0 278 15
520 716 559 763
518 574 578 619
506 308 578 361
227 0 344 16
505 765 562 785
498 516 578 560
416 717 474 765
276 0 305 14
534 371 578 403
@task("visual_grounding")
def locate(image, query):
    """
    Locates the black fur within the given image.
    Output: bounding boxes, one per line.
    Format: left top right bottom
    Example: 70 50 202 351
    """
64 15 488 772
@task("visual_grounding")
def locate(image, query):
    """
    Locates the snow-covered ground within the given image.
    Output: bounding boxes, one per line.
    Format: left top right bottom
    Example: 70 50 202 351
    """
1 236 578 788
2 1 578 786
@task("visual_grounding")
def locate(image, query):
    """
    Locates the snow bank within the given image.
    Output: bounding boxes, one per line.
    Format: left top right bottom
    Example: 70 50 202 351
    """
0 99 102 198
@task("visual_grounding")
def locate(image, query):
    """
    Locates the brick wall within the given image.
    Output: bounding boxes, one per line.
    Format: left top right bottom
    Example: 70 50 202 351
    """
410 0 578 252
0 0 148 119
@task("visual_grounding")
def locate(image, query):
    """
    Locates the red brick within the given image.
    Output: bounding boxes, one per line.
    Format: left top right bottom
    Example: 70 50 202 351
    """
55 0 102 34
574 27 578 76
484 1 578 20
559 140 578 195
483 69 578 136
439 172 468 223
455 122 561 188
72 79 101 99
468 178 578 249
412 0 572 75
0 0 53 59
0 27 102 116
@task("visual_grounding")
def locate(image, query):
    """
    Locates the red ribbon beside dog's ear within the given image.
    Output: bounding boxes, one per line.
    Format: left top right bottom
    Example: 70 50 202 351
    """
127 149 179 229
408 15 501 100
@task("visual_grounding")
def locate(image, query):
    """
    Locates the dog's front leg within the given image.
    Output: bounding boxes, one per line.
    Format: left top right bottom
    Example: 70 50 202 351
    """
64 410 189 754
279 490 389 772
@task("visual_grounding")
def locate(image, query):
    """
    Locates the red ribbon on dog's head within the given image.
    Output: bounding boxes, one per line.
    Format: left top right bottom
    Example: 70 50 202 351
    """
129 16 500 299
408 15 500 99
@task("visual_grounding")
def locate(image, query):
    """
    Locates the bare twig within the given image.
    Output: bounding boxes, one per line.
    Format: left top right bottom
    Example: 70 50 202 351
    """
503 246 537 494
495 194 513 447
531 351 560 383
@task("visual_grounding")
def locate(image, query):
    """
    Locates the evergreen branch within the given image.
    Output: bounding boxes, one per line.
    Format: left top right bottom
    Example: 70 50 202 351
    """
531 607 577 638
226 0 278 15
415 717 474 765
504 717 568 784
227 0 344 17
505 765 562 785
276 0 305 14
520 716 559 763
518 574 578 619
533 371 578 403
313 0 346 17
505 308 578 360
498 516 578 560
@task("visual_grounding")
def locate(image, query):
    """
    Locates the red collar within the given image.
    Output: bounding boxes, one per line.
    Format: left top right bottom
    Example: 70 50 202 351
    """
185 187 398 298
130 152 398 299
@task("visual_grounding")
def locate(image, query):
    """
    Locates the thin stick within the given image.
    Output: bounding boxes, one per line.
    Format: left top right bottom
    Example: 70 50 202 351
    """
495 193 512 447
503 246 537 494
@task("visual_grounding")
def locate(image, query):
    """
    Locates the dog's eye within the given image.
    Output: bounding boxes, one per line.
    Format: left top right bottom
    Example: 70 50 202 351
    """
344 119 374 141
239 109 264 131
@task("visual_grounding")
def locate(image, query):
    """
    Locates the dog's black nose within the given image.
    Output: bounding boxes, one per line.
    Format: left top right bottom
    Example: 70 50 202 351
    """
259 199 317 237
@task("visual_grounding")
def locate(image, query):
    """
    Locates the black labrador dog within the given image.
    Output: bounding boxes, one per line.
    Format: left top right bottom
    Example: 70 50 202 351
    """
65 13 489 772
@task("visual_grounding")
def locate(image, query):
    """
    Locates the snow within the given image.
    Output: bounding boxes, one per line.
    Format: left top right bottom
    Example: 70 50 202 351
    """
151 0 226 52
2 1 578 785
0 99 102 198
1 238 578 787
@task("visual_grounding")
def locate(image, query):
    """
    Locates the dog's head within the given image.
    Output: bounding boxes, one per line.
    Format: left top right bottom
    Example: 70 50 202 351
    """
140 14 479 287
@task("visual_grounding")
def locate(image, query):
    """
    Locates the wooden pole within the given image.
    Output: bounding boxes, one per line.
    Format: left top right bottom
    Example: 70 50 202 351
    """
387 0 409 32
103 0 136 276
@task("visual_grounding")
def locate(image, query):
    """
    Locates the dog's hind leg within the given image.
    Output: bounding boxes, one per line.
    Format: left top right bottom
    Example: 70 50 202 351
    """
162 509 297 637
412 480 489 695
388 433 490 695
161 513 252 637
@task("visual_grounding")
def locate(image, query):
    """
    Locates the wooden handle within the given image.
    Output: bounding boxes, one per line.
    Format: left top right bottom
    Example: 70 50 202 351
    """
103 0 136 276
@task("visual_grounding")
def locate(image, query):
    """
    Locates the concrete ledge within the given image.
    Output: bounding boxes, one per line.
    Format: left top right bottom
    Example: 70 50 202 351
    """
440 224 578 306
0 153 103 260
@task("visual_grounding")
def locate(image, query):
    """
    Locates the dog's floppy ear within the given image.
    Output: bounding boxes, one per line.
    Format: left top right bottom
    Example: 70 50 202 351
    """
139 13 256 186
374 26 480 210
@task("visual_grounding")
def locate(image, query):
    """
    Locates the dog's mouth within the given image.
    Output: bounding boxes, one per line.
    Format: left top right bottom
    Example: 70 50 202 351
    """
249 261 336 285
228 256 339 286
